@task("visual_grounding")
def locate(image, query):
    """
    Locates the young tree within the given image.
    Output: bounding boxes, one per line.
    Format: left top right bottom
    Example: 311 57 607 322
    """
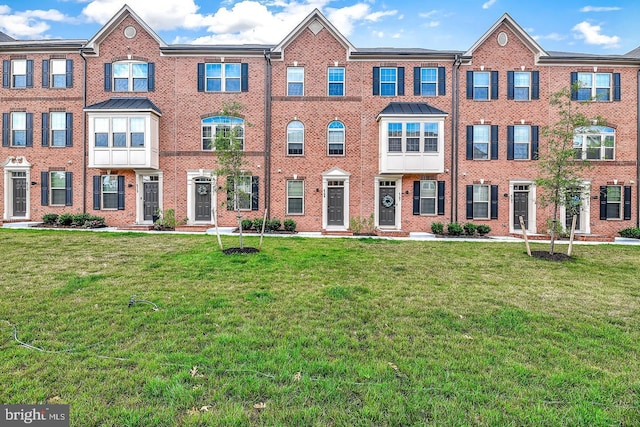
213 101 252 250
534 84 604 254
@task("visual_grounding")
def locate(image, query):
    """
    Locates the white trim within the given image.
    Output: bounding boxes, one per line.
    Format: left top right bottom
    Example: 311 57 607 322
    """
322 167 351 230
135 170 163 224
186 170 216 225
375 175 402 229
559 181 591 234
509 180 537 234
1 156 32 220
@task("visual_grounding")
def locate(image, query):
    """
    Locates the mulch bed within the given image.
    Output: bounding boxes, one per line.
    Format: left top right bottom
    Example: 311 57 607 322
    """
530 251 573 262
223 247 260 255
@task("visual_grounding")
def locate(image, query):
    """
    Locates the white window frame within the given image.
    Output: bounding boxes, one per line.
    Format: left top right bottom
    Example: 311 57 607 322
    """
50 59 67 88
11 59 27 88
287 67 304 96
420 180 437 215
577 72 612 101
50 171 66 206
380 67 397 96
93 117 147 148
205 63 241 92
201 116 244 151
328 67 345 96
573 126 615 160
386 122 440 153
287 121 304 156
233 175 252 211
513 125 530 160
423 122 438 152
513 72 531 101
112 61 148 92
473 184 490 219
101 175 118 210
473 125 490 160
605 185 622 220
50 112 66 147
286 179 304 215
420 67 437 96
327 121 345 156
473 71 490 100
11 112 27 147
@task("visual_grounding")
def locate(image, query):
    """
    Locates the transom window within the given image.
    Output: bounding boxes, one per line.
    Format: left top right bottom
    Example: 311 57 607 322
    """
113 61 148 92
287 180 304 214
287 121 304 155
473 125 490 160
202 116 244 151
473 71 490 100
328 67 345 96
328 121 345 155
50 171 67 206
574 126 615 160
420 68 437 96
473 184 490 219
93 117 147 148
420 180 437 215
577 73 611 101
205 63 241 92
287 67 304 96
380 67 397 96
102 176 118 209
513 72 530 100
513 125 530 160
386 122 439 153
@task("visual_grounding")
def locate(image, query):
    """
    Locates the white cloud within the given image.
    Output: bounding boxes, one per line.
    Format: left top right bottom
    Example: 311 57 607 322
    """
82 0 201 30
364 10 397 22
419 10 437 18
0 6 74 38
482 0 497 9
580 6 622 12
572 21 620 48
426 21 440 28
534 32 567 42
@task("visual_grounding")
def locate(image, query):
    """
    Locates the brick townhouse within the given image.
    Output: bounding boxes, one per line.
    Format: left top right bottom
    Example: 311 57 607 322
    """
0 6 638 237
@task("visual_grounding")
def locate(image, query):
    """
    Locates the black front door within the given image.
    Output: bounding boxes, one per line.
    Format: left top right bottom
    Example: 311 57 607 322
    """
143 182 159 221
379 184 396 227
12 176 27 217
565 191 582 231
327 186 344 226
195 182 211 221
513 191 528 230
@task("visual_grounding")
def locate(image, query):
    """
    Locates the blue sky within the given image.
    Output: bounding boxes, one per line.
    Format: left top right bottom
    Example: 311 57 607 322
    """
0 0 637 54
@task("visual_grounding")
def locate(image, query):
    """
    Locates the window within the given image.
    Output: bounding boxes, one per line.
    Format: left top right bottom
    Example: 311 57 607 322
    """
380 67 397 96
287 180 304 214
387 122 440 153
406 123 420 152
472 125 489 160
287 67 304 96
508 71 539 100
3 59 33 88
50 112 66 147
466 184 498 220
573 126 615 160
101 176 118 209
205 63 241 92
226 176 258 211
328 67 344 96
513 72 530 100
473 72 490 100
513 125 530 160
387 123 402 152
50 171 67 205
573 72 620 101
201 116 244 151
600 185 631 221
48 59 72 88
420 180 437 215
11 112 27 146
467 70 498 100
420 68 437 96
235 176 252 211
424 123 438 152
328 121 345 155
106 61 154 92
287 121 304 155
41 171 72 206
94 118 109 147
605 186 622 219
92 117 147 148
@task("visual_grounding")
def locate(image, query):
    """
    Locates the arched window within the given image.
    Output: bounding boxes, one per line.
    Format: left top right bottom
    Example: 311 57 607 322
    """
328 121 345 155
287 121 304 155
202 116 244 151
573 126 615 160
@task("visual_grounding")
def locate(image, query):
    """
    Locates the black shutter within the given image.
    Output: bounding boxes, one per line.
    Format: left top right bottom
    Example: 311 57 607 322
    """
490 125 498 160
490 185 499 219
507 71 514 100
491 70 498 99
2 60 8 88
466 185 473 219
613 73 621 101
251 176 259 211
147 62 155 91
623 186 631 220
438 66 446 95
531 126 539 160
117 176 125 210
41 171 49 206
570 72 578 100
25 113 33 147
65 113 73 147
437 181 445 215
241 63 249 92
412 181 420 215
372 67 380 96
93 176 101 210
532 71 540 100
397 67 404 96
226 177 234 210
197 63 205 92
104 63 112 92
66 59 73 88
2 113 9 147
466 125 473 160
507 125 514 160
413 67 420 96
41 113 49 147
42 59 49 88
65 172 73 206
26 60 33 88
466 71 473 99
599 186 607 220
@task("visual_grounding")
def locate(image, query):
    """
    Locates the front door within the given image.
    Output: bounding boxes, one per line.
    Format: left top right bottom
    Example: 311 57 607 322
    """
327 182 344 226
379 181 396 227
143 182 159 221
513 186 529 230
565 190 582 231
12 173 27 217
195 181 211 221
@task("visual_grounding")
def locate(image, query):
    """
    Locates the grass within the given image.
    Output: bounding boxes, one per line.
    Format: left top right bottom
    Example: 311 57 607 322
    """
0 228 639 426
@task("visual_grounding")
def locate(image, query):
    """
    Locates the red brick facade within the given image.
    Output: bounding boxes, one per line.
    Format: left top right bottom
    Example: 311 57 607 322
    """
1 8 637 237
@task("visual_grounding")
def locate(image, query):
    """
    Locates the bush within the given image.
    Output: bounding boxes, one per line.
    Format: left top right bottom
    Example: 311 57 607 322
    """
57 213 73 226
350 214 375 235
253 218 264 231
241 219 253 230
431 222 444 235
619 227 640 239
267 218 282 232
283 219 297 232
446 222 463 236
463 223 477 236
72 213 92 226
477 224 491 235
83 216 106 228
42 213 59 225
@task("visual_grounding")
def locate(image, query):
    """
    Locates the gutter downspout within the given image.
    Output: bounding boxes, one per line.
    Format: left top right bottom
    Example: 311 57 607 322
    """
637 70 640 227
79 48 87 214
264 51 272 220
451 55 462 223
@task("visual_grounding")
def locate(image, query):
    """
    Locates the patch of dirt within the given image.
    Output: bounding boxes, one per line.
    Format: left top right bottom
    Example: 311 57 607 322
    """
223 247 260 255
530 251 573 262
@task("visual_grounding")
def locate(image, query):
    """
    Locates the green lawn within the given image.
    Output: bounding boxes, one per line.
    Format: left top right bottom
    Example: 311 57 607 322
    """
1 229 639 426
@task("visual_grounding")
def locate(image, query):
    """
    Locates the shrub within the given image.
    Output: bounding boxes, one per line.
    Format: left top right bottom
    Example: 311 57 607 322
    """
431 222 444 235
57 213 73 226
446 222 463 236
241 219 253 230
463 222 477 236
477 224 491 235
618 227 640 239
253 218 264 232
350 214 375 235
83 216 106 229
72 213 92 226
267 218 282 232
42 213 59 225
283 219 297 232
